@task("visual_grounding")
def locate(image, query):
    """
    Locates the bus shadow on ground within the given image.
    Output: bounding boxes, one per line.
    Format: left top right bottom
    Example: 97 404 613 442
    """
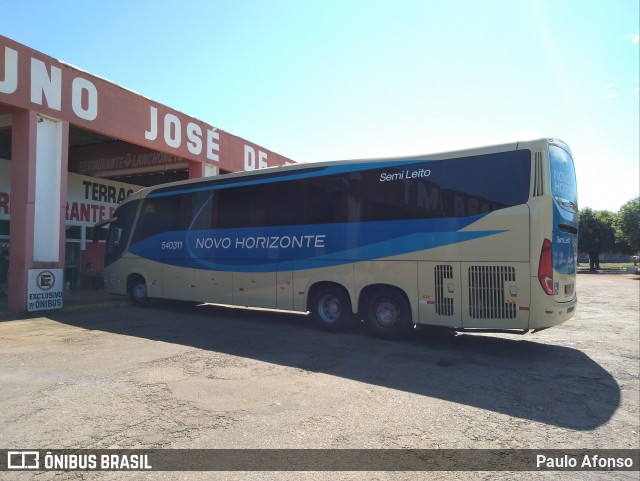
54 300 619 431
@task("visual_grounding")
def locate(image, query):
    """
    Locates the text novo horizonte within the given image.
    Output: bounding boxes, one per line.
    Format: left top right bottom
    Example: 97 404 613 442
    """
195 234 326 250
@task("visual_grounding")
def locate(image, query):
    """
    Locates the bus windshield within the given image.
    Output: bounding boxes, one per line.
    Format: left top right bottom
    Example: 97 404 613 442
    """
105 199 139 267
549 145 578 212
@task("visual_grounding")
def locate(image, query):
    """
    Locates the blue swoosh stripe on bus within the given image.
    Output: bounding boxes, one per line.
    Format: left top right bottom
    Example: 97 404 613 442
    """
189 230 504 272
127 216 506 272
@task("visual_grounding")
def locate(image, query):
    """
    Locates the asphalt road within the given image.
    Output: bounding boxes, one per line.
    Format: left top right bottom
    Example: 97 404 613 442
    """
0 273 638 480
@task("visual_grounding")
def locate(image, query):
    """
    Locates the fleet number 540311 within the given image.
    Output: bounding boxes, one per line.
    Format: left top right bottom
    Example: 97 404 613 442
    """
161 241 183 250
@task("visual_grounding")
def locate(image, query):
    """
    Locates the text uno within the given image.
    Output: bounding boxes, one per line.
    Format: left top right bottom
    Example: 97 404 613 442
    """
0 46 98 121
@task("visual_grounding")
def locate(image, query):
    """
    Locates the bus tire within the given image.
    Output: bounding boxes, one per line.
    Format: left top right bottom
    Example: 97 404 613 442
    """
128 276 149 306
365 287 413 340
310 284 355 332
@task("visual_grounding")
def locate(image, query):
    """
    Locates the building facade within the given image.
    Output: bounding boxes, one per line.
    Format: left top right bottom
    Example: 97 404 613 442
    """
0 35 294 311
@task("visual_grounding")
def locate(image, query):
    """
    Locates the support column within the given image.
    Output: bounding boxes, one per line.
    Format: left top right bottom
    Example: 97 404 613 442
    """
8 109 36 311
57 120 70 271
8 109 68 312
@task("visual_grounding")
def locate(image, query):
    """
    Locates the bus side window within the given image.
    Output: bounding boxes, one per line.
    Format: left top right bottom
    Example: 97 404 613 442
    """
345 174 363 223
140 204 159 238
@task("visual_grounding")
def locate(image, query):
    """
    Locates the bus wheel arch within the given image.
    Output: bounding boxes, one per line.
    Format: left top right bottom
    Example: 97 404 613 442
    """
127 274 150 306
308 282 357 332
360 284 414 340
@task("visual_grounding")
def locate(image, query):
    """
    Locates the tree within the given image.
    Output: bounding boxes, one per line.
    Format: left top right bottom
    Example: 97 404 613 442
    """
616 196 640 256
578 208 616 270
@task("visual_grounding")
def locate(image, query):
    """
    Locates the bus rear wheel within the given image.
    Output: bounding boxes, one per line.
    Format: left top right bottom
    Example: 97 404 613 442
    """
365 287 413 340
128 276 149 306
311 285 355 332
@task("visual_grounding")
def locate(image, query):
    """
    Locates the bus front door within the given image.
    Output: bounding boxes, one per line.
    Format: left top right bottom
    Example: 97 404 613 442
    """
162 263 197 301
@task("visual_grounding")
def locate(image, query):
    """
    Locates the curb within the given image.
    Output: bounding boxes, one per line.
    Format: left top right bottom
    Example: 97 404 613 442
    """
1 299 130 321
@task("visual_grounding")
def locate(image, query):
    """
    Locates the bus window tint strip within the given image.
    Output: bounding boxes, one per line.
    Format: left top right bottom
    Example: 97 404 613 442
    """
135 150 530 237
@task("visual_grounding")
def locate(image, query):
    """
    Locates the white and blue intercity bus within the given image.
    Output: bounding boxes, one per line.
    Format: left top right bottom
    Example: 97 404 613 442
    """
96 138 578 339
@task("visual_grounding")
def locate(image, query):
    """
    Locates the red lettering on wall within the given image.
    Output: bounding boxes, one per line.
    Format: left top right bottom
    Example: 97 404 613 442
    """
80 203 90 222
64 202 115 223
69 202 79 221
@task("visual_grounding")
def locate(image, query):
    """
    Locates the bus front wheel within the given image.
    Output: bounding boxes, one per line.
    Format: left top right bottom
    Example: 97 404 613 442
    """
365 287 413 340
310 285 355 332
128 276 149 306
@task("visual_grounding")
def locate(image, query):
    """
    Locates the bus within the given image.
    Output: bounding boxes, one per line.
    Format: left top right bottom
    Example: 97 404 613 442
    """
96 138 578 339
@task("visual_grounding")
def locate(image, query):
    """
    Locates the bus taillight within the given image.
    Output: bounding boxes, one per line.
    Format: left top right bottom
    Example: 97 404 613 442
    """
538 238 553 295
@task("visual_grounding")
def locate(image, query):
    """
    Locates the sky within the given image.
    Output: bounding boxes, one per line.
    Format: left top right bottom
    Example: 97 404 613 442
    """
1 0 638 212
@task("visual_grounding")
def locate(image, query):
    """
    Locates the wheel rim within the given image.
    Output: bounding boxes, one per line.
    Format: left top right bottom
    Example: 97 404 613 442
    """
375 299 400 328
318 294 341 323
133 283 147 300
